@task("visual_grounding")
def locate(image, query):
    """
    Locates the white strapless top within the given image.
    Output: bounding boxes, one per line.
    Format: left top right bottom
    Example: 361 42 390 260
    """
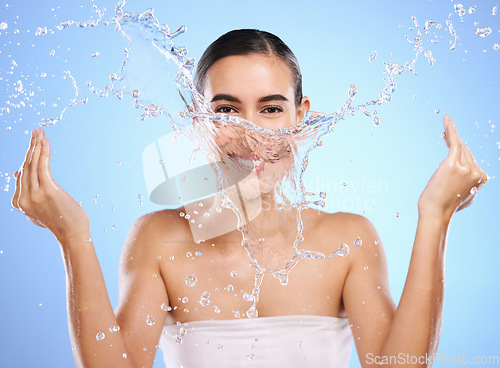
159 315 352 368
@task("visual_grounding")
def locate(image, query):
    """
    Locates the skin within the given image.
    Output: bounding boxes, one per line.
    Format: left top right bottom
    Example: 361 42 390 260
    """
11 53 488 368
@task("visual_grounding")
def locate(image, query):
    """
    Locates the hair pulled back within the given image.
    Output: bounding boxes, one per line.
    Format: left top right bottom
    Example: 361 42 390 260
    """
194 29 303 107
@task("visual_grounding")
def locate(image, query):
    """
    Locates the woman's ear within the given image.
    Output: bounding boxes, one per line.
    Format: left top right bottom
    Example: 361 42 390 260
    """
296 96 311 124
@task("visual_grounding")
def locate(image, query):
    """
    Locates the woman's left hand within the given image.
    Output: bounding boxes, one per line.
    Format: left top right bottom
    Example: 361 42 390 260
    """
418 115 488 221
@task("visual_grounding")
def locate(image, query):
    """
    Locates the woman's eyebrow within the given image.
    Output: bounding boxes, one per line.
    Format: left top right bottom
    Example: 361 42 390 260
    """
258 94 288 103
210 94 240 103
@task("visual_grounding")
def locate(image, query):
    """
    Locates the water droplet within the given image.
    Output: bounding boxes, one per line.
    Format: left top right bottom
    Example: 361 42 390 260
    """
313 200 325 207
493 43 499 51
247 353 255 360
146 315 155 326
474 27 492 38
195 251 202 256
49 50 55 56
368 50 377 62
354 237 362 247
395 212 400 218
329 243 349 257
435 109 440 114
470 186 478 195
493 6 498 15
132 90 140 98
246 306 258 318
454 4 466 16
35 27 47 36
161 303 171 311
85 237 92 243
185 275 197 287
201 291 210 299
173 335 182 344
363 266 369 271
91 51 100 57
227 284 234 292
182 297 188 303
96 332 105 341
109 325 120 332
122 353 127 358
373 117 380 126
243 293 254 302
199 298 210 307
374 240 379 245
186 251 192 258
214 306 221 314
218 344 224 351
423 19 435 33
111 225 117 230
230 270 237 277
348 84 357 98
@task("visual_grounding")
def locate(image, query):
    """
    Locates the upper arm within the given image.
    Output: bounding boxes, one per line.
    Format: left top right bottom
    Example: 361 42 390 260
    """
340 214 396 366
115 212 170 368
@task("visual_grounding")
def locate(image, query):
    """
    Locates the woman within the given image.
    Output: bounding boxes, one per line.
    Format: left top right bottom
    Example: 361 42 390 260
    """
11 29 487 368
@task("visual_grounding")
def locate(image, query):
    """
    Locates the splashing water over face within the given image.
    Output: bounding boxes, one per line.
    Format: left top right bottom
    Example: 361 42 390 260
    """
1 1 497 320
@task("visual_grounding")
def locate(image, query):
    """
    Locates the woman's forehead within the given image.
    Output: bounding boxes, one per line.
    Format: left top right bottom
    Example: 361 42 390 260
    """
204 54 294 97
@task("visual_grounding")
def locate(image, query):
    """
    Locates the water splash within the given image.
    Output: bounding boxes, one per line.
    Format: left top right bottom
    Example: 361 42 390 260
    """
1 1 493 319
474 27 492 38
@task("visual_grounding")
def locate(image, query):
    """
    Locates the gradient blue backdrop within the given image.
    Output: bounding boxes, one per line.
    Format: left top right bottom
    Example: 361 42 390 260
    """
1 0 499 367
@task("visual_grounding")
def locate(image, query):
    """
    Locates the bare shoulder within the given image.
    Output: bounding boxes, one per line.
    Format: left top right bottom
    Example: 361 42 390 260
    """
303 209 383 260
306 209 379 241
121 207 191 263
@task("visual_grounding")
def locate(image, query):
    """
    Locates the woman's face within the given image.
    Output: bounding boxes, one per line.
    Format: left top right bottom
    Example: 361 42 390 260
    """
202 53 310 198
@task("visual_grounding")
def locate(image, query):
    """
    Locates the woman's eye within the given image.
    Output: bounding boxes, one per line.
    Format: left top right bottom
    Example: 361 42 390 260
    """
262 106 283 114
216 106 236 114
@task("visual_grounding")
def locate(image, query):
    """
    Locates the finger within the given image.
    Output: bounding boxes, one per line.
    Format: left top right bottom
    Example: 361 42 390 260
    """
441 131 450 148
443 115 461 160
460 142 485 189
29 129 45 189
20 129 38 191
477 169 488 188
11 170 21 210
38 136 54 187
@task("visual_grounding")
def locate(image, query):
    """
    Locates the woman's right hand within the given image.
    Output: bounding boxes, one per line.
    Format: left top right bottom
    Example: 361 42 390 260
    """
11 128 90 242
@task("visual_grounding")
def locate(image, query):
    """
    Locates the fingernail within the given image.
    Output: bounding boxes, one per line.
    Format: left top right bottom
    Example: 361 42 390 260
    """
31 129 36 137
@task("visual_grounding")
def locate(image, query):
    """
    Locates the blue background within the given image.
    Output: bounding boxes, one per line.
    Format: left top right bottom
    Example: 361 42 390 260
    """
0 0 499 367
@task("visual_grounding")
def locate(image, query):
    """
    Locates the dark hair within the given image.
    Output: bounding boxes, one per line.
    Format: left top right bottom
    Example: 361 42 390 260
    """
194 29 303 107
